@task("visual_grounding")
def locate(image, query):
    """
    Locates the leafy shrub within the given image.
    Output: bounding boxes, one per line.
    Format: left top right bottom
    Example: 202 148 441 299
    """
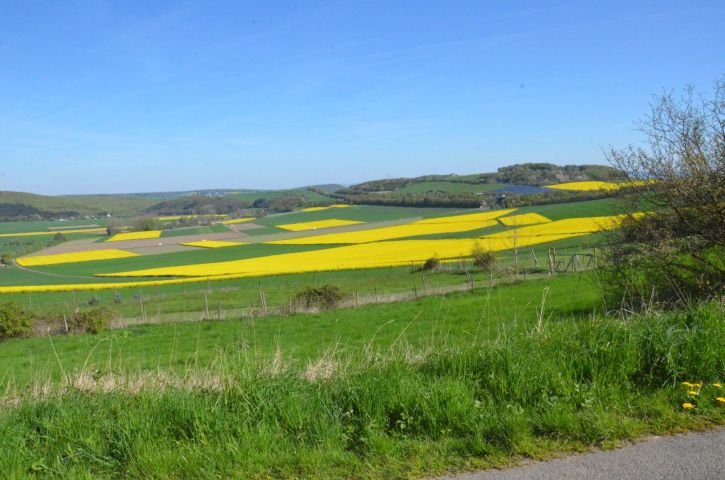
471 242 496 271
131 216 159 232
604 80 725 307
0 301 33 339
419 255 440 272
293 285 346 310
0 253 12 266
70 306 112 334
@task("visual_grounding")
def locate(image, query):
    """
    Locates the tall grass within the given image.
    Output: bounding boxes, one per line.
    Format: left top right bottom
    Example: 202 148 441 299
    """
0 301 722 479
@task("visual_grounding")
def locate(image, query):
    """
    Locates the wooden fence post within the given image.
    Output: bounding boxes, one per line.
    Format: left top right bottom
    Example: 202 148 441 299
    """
258 288 268 316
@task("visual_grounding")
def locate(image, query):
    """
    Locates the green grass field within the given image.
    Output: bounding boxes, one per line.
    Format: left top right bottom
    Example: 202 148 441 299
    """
0 273 721 478
159 223 230 238
0 232 105 258
0 218 113 235
253 205 462 228
0 274 600 388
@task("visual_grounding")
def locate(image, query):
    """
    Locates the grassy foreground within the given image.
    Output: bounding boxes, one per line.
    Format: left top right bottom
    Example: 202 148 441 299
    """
0 279 722 478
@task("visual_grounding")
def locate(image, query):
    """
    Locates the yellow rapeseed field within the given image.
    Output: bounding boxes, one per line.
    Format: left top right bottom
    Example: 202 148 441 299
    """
277 219 363 231
97 214 627 280
0 213 637 293
0 276 237 294
545 181 619 191
544 181 652 191
271 210 515 244
221 217 256 225
16 249 140 267
412 210 515 225
498 213 551 226
107 231 162 242
477 215 625 251
181 240 247 248
300 204 350 212
97 240 480 278
0 228 107 238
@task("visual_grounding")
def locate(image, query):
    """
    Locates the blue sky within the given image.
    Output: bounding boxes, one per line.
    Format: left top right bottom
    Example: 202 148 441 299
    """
0 1 723 195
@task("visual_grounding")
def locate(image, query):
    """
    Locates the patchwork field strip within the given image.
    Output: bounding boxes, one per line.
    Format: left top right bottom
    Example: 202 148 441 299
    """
94 214 626 280
181 240 247 248
107 231 162 242
221 217 256 225
0 228 107 238
269 210 515 244
0 210 637 293
158 214 228 221
498 213 551 226
276 219 364 231
300 204 351 212
545 180 651 191
16 249 139 267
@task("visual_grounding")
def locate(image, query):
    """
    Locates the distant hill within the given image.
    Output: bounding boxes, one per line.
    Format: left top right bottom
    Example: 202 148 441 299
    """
307 184 346 193
0 164 618 221
341 163 620 194
0 186 338 221
330 163 621 209
0 191 158 220
145 188 336 216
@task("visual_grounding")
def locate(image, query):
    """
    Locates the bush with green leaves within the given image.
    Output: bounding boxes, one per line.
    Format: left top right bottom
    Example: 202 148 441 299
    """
0 253 12 266
0 302 33 339
604 79 725 307
419 255 440 272
293 285 346 310
70 306 112 334
471 242 496 271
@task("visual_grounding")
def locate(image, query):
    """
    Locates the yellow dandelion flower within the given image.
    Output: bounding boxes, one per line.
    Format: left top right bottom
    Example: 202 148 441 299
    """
682 402 694 410
692 383 702 388
687 390 699 396
681 382 693 387
713 383 722 388
715 397 725 404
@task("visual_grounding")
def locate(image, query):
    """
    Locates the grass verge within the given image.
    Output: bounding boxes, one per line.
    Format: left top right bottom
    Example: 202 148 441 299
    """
0 293 722 478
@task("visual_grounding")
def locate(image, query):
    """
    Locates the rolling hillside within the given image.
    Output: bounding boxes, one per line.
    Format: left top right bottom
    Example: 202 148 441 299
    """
0 164 618 221
0 191 159 218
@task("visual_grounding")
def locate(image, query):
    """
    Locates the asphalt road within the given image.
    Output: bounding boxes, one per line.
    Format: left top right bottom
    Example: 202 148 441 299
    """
433 428 724 480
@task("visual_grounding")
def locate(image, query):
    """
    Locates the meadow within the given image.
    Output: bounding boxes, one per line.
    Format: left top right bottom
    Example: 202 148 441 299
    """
0 273 721 478
0 235 590 320
1 197 721 479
